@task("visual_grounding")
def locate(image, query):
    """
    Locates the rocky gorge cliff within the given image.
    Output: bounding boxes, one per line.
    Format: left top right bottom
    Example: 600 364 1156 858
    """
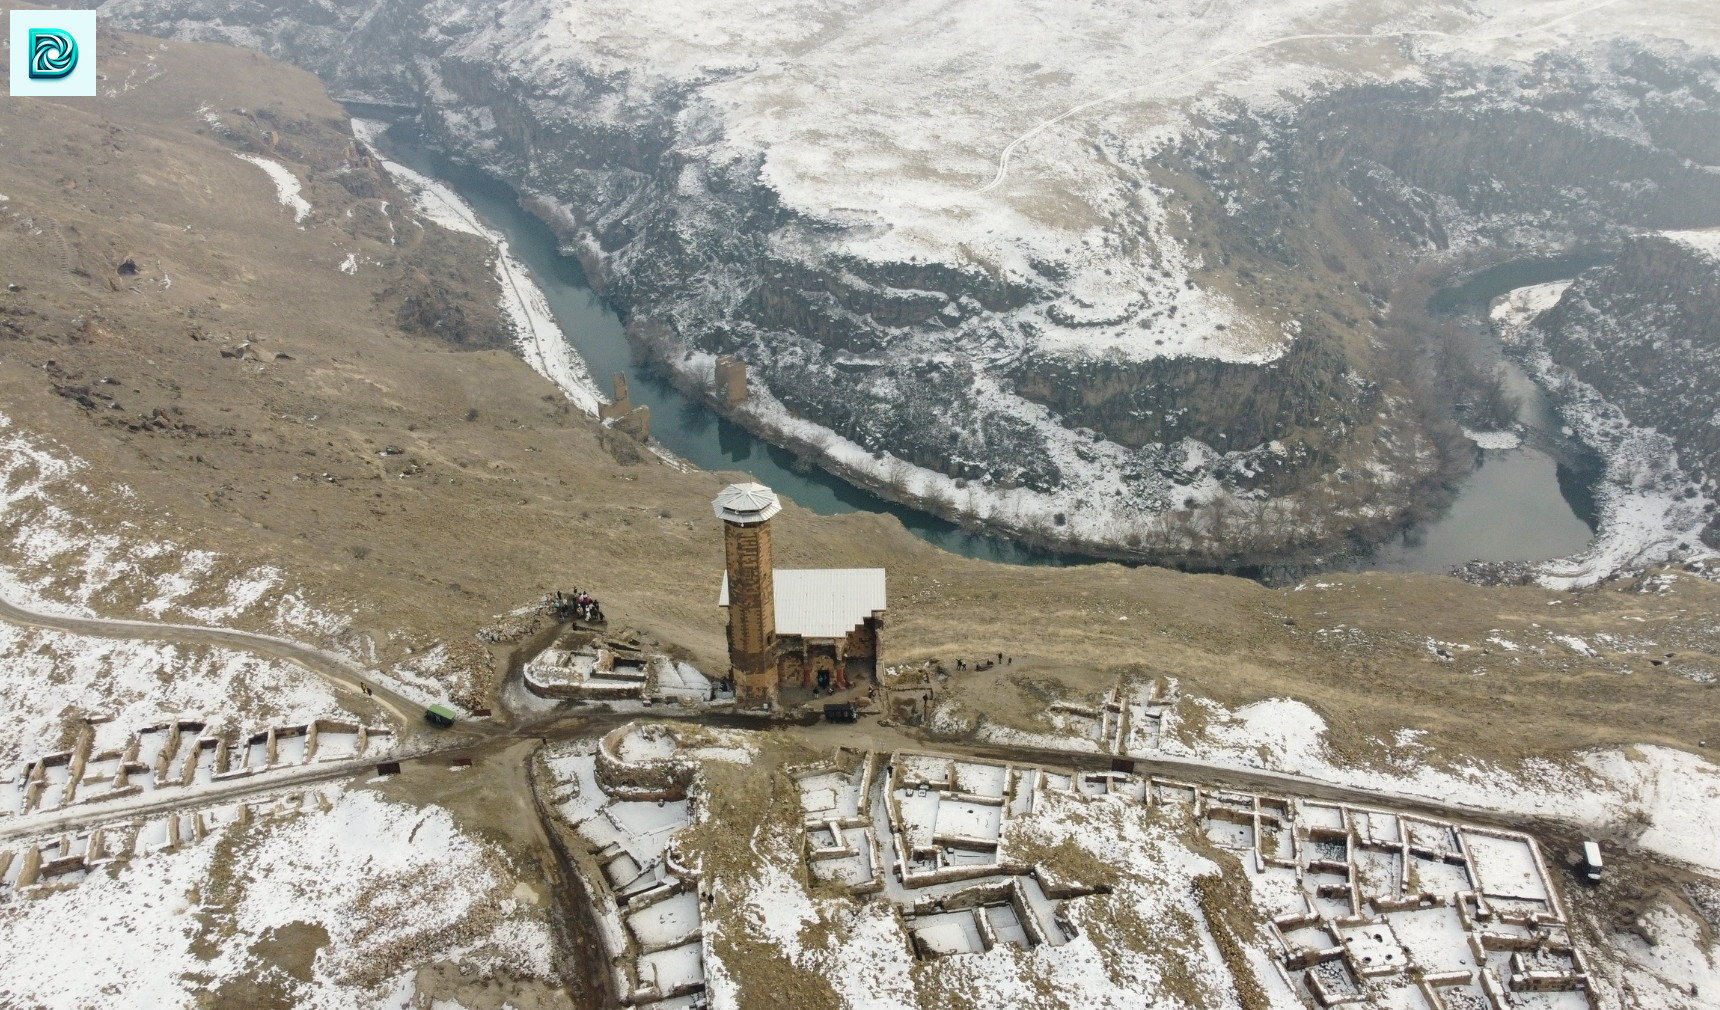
102 0 1720 567
1537 231 1720 545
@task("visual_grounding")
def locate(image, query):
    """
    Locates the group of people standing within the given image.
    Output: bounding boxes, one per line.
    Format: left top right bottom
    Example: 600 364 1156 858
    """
551 589 604 624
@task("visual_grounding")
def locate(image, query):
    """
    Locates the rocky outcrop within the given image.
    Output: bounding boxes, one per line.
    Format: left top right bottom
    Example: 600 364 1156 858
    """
1538 233 1720 497
1012 323 1365 465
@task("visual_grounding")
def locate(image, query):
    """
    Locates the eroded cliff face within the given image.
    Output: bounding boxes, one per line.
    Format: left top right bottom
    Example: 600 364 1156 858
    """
1538 233 1720 541
100 0 1720 562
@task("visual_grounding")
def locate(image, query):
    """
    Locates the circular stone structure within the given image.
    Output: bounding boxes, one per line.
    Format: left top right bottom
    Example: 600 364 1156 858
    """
595 721 695 800
712 482 781 524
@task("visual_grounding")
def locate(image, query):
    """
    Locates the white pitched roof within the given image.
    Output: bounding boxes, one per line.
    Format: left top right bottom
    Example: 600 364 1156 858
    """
718 568 886 638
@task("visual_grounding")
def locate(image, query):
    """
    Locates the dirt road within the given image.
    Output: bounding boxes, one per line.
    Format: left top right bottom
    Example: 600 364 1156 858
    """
0 732 516 844
0 589 501 741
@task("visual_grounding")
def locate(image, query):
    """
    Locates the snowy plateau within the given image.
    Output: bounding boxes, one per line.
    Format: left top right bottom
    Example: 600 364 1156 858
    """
103 0 1720 568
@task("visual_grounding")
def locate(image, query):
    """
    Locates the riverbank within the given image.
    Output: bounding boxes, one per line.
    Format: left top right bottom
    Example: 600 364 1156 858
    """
371 115 1628 584
358 112 1082 570
1495 283 1719 588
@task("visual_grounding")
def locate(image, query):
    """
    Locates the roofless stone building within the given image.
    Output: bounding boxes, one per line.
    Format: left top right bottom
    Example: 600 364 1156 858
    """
713 482 886 704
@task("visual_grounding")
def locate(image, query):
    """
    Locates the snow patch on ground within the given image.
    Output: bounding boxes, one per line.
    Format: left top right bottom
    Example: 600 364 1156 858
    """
351 119 604 416
0 785 551 1008
1661 227 1720 262
1612 902 1720 1008
0 413 413 702
0 414 298 627
719 350 1227 547
0 414 90 617
735 862 819 956
1490 280 1573 339
138 549 216 617
1549 633 1598 657
1463 427 1523 450
684 728 758 765
383 643 467 712
238 787 553 992
975 722 1105 755
1582 747 1720 876
182 566 285 624
233 153 312 224
0 623 347 767
1153 695 1720 874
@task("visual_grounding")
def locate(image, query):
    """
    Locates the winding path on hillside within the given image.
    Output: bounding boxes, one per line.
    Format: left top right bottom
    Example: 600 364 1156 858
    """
0 589 452 737
976 0 1629 193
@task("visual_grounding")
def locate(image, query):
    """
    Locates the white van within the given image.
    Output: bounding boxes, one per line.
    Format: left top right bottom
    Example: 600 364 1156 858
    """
1581 841 1604 883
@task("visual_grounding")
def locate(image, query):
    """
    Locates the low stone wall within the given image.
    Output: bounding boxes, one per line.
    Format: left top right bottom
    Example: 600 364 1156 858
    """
523 671 643 701
594 723 696 802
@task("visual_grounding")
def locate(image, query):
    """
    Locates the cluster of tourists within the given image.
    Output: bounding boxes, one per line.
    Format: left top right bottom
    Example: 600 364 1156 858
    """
551 589 604 624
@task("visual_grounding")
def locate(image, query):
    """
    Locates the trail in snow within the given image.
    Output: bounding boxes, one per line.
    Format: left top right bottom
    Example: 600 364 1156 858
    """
349 119 605 416
975 0 1629 193
0 587 438 735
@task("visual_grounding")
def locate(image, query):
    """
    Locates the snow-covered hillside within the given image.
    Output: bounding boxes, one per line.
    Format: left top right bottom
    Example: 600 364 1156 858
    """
103 0 1720 562
1541 232 1720 483
1523 231 1720 567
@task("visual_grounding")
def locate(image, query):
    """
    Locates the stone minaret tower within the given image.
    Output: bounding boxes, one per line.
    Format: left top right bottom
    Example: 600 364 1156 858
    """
714 482 781 700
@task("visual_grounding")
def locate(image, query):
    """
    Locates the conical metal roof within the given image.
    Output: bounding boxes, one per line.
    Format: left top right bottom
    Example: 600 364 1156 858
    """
712 482 781 524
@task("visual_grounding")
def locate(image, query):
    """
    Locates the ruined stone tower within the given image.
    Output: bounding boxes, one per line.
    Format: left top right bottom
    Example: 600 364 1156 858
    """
714 355 748 405
714 482 781 700
599 373 651 442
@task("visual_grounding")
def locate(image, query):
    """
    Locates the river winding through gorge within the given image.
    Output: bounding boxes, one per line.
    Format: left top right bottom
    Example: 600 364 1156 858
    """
367 117 1600 581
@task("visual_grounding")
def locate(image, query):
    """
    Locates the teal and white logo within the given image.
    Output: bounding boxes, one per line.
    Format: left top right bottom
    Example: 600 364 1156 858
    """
10 10 97 97
29 28 78 80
